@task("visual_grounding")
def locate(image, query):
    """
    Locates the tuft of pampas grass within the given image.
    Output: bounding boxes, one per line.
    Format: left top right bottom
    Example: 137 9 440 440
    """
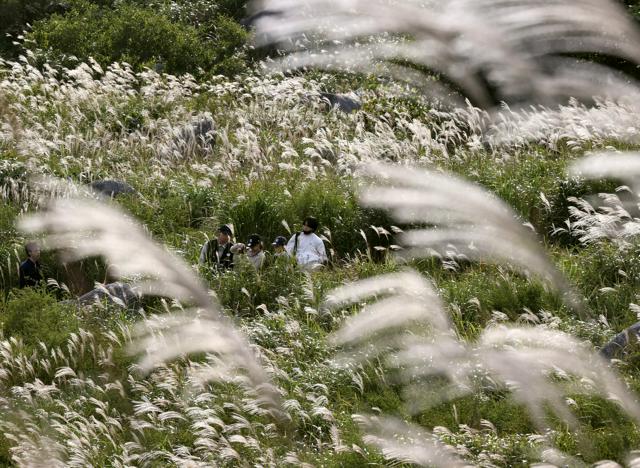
359 162 585 314
567 152 640 246
353 414 467 467
325 270 640 465
19 194 285 420
570 153 640 186
251 0 640 108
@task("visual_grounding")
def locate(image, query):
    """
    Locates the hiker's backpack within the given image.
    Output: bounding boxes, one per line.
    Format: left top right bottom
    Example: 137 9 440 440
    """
293 232 301 255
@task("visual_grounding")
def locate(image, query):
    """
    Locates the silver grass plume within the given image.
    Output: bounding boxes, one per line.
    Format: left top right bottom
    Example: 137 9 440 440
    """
19 196 285 420
568 152 640 245
324 271 468 466
570 152 640 190
477 325 640 427
325 270 452 346
359 162 584 314
325 269 469 406
353 414 467 467
250 0 640 108
325 272 640 465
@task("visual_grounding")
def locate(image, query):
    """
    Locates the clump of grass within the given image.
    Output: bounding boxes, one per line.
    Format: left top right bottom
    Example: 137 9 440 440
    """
0 287 79 351
5 26 640 464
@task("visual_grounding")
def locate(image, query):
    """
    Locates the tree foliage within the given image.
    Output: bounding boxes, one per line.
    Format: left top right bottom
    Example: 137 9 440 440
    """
12 0 248 76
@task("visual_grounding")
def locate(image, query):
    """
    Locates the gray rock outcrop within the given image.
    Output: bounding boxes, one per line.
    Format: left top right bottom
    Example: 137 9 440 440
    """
76 282 140 309
89 180 136 198
320 92 362 114
600 321 640 359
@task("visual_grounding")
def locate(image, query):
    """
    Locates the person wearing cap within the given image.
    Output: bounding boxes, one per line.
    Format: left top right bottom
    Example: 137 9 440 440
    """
285 216 328 270
272 236 289 258
199 224 235 270
19 241 43 288
231 234 266 270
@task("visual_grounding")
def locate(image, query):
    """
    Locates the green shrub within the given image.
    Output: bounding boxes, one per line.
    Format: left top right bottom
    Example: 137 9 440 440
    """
0 204 21 293
224 177 392 259
1 287 80 350
208 257 305 316
0 0 67 57
202 14 250 76
559 241 640 328
553 395 640 463
143 0 247 23
433 266 564 333
26 0 248 76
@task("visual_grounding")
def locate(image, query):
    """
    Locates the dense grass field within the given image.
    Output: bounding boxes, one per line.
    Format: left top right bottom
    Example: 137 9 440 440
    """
2 53 640 466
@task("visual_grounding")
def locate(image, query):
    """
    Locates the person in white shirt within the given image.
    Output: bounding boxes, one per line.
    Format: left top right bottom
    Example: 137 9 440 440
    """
231 234 266 270
285 217 328 270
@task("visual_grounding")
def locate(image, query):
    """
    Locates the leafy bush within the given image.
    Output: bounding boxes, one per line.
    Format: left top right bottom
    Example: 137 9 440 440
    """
0 0 67 57
1 288 79 350
435 266 564 336
225 177 392 259
209 258 305 316
143 0 247 23
26 0 248 76
126 175 393 262
0 204 21 293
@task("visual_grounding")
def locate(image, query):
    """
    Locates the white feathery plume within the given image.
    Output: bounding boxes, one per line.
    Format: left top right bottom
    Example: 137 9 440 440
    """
570 152 640 187
626 451 640 468
359 162 584 314
568 152 640 245
20 197 210 307
19 195 284 418
324 270 472 417
353 414 467 468
325 270 451 345
486 98 640 151
324 270 462 401
566 193 640 244
327 276 640 459
251 0 640 107
389 337 473 413
478 326 640 427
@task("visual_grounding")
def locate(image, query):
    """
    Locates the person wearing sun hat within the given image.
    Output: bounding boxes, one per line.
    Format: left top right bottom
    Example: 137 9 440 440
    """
199 224 235 271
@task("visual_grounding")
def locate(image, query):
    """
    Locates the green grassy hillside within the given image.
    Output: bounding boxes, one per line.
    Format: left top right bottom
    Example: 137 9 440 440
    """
2 56 640 466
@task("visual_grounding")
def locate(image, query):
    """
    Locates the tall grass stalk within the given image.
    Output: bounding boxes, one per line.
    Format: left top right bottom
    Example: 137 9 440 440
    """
360 162 584 314
19 193 284 418
252 0 640 107
325 270 640 465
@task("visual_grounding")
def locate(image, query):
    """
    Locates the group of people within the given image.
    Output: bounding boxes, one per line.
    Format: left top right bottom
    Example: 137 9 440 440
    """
198 216 328 272
16 216 328 292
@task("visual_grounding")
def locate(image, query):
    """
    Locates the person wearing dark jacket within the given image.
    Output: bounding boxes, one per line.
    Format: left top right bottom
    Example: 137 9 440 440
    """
199 224 235 271
19 241 43 288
